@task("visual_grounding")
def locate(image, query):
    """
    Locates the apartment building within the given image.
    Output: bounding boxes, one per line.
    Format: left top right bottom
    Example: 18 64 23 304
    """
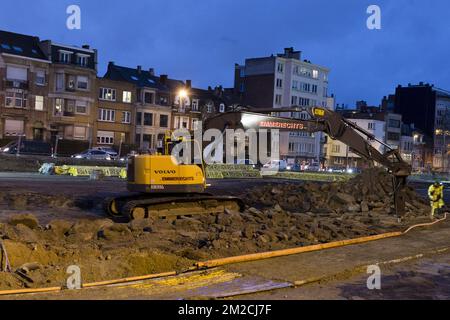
95 76 135 149
103 63 173 151
39 40 98 145
393 83 450 172
0 30 51 141
234 47 330 164
325 110 386 170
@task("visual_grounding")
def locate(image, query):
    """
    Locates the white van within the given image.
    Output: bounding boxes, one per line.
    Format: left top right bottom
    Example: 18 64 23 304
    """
263 159 288 171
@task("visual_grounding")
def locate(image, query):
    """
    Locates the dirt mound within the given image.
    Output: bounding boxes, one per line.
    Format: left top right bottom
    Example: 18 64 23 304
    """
245 168 429 217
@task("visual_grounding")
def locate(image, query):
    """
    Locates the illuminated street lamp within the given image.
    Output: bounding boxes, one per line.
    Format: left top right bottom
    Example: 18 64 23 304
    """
178 89 188 111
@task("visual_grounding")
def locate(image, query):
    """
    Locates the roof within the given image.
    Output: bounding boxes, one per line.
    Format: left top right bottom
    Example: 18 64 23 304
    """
0 30 48 61
104 63 185 91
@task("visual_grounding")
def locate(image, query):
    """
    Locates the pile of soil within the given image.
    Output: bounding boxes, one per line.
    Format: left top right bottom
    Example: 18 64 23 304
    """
0 169 430 291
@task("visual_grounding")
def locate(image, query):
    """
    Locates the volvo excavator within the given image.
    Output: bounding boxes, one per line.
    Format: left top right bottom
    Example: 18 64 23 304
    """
103 106 412 221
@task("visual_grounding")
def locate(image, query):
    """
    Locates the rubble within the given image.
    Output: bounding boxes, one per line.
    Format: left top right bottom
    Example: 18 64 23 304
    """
0 168 433 291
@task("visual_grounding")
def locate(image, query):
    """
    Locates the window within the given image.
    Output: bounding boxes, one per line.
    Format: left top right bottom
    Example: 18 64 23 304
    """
313 70 319 79
121 111 131 124
55 98 63 116
323 87 328 97
98 109 115 122
292 80 298 90
35 70 45 86
77 55 89 67
5 91 27 108
388 119 401 128
144 91 154 104
300 82 311 92
192 119 200 130
97 131 114 145
6 66 27 81
299 97 310 106
74 126 87 140
276 79 283 88
300 67 311 77
387 132 400 141
136 112 142 125
4 119 24 136
219 104 225 113
160 115 169 128
123 91 132 103
56 73 64 91
99 88 116 101
77 76 88 90
368 122 376 130
59 51 72 63
192 99 199 111
54 99 75 117
35 96 44 111
291 96 298 106
67 76 76 90
275 94 282 106
312 85 318 94
332 144 341 153
75 101 88 114
207 103 213 113
144 113 153 126
277 63 284 73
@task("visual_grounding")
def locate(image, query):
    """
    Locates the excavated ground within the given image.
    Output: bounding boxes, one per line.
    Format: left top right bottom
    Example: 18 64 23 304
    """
0 169 435 291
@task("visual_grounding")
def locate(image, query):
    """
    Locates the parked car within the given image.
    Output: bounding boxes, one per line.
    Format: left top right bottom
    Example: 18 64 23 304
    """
286 163 300 171
263 159 288 171
92 147 118 160
72 149 112 161
1 140 52 156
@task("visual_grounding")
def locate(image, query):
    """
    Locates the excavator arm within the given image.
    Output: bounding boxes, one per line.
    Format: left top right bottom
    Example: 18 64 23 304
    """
204 106 412 218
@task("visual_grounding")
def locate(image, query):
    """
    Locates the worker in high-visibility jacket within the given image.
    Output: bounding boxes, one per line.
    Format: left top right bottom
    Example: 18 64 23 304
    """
428 181 445 219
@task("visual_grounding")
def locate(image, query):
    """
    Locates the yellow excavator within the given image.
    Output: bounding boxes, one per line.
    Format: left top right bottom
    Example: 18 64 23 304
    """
103 106 411 221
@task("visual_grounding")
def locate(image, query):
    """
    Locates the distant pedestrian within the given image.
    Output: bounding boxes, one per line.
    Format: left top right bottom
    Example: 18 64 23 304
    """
428 180 445 220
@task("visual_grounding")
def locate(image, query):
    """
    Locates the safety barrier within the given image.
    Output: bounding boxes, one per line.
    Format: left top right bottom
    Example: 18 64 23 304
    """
51 165 127 179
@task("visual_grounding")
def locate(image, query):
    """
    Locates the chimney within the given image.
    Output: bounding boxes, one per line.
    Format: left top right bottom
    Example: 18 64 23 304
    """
160 75 168 85
82 45 90 50
108 61 115 67
137 65 142 74
186 80 192 89
149 68 155 76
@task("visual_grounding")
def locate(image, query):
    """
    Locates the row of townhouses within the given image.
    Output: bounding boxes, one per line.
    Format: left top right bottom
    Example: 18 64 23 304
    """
1 29 448 171
0 30 233 155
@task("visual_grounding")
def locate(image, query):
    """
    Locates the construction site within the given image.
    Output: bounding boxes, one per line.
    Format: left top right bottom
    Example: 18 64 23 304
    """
0 107 449 301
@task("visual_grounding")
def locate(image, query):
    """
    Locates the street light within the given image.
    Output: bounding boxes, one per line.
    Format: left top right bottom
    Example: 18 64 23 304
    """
178 89 188 111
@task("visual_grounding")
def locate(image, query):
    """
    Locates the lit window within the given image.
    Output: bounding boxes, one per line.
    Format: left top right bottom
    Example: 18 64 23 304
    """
313 70 319 79
35 96 44 111
123 91 132 103
99 88 116 101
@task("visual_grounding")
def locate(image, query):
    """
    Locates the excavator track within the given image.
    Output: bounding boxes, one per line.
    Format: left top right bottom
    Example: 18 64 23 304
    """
103 194 245 221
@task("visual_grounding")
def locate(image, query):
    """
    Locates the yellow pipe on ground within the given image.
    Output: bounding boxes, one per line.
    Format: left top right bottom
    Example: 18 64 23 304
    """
0 213 447 297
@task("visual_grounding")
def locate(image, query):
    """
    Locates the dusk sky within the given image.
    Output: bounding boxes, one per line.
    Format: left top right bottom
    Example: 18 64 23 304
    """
1 0 448 106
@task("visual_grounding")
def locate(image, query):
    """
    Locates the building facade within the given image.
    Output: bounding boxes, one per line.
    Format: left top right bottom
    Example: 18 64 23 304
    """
95 76 135 151
234 47 330 164
0 31 51 142
394 83 450 172
325 110 386 170
39 40 98 146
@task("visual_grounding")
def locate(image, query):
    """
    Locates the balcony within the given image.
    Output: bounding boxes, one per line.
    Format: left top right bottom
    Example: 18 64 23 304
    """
4 79 29 90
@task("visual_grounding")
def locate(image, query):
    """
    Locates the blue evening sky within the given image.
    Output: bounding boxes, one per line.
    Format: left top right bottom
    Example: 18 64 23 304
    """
0 0 448 106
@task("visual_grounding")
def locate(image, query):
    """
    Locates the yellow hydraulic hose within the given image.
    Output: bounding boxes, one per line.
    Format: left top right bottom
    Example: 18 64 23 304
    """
0 213 447 297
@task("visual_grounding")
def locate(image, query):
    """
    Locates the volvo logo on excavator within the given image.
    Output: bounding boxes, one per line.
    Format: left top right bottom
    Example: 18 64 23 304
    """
154 170 176 175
